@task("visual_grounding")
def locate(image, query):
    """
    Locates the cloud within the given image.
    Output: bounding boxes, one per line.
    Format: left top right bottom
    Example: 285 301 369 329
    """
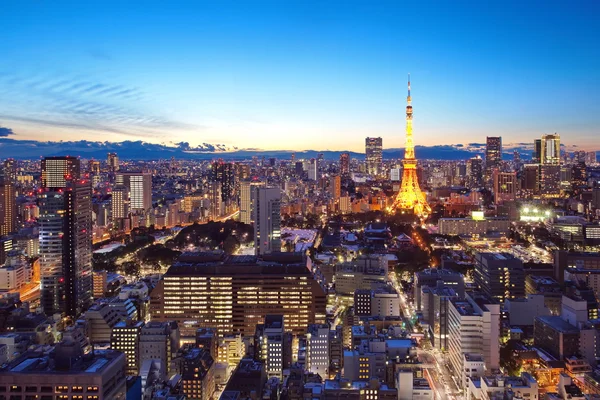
0 127 14 137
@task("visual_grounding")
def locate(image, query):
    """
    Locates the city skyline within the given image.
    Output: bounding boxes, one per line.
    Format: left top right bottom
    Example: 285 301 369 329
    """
1 1 599 152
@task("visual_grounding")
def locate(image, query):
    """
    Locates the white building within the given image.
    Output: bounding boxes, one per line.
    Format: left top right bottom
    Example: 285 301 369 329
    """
116 171 152 212
306 324 330 378
0 253 29 291
262 315 285 379
448 293 501 390
505 294 551 326
252 187 281 255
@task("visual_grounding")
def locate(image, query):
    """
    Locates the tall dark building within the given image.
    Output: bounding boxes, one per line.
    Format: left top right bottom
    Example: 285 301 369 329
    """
467 156 484 188
485 136 502 174
532 139 542 163
40 158 92 317
365 137 383 176
0 160 16 236
340 152 350 176
211 161 236 203
474 252 525 303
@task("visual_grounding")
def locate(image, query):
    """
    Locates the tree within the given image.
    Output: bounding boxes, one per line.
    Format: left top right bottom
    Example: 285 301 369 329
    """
223 235 240 255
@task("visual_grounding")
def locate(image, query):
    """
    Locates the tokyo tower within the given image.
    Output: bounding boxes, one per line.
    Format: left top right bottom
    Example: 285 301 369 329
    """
389 75 431 218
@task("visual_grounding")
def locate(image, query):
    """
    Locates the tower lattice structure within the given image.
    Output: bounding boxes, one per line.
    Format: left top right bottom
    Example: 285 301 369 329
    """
390 75 431 218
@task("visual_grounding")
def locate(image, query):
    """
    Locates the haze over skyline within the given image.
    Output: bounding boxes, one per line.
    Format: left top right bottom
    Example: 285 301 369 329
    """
1 0 599 152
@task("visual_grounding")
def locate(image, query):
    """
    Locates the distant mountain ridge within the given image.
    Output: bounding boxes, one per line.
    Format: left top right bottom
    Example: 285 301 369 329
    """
0 137 592 161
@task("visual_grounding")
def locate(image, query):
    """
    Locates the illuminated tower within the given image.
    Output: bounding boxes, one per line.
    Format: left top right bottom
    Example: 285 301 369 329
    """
390 75 431 218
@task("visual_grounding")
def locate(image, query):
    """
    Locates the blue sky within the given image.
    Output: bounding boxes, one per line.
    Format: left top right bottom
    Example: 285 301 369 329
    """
0 0 599 152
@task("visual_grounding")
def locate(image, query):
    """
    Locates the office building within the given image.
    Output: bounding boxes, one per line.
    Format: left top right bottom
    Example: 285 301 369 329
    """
139 321 180 377
438 216 510 236
534 315 580 359
485 136 502 175
365 137 383 176
208 181 222 218
107 152 119 172
340 152 350 176
256 315 286 379
39 167 93 317
492 170 518 204
448 293 501 389
306 324 330 377
211 161 236 203
0 160 16 236
540 165 561 196
41 156 81 188
240 181 264 225
0 343 126 399
116 171 152 212
421 286 459 350
180 347 215 400
150 252 327 337
414 268 465 311
532 139 542 163
111 320 144 375
541 133 561 165
112 184 128 220
474 252 525 303
252 187 281 255
354 287 400 317
222 358 267 399
217 333 245 369
308 159 318 181
329 175 341 200
467 156 484 188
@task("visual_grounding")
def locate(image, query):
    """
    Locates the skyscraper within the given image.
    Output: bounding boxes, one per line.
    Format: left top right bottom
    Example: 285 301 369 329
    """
107 152 119 172
329 175 341 200
541 133 561 165
211 161 236 203
240 181 264 225
485 136 502 174
492 170 518 204
0 160 16 236
390 75 430 217
41 156 81 188
111 185 129 220
467 156 484 188
532 139 542 163
339 152 350 176
365 137 383 176
116 172 152 212
40 157 92 317
308 159 318 181
252 187 281 255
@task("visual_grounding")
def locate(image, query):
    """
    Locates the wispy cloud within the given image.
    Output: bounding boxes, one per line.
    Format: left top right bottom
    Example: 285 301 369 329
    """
0 70 193 139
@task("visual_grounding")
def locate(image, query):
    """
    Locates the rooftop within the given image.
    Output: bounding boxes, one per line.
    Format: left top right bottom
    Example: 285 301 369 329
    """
536 316 580 334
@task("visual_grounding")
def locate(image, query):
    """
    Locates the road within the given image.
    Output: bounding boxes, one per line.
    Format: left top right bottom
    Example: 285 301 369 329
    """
389 271 463 400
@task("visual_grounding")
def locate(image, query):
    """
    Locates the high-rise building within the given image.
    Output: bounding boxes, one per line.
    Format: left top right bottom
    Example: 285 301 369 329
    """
111 320 144 375
257 315 286 379
41 156 81 188
340 152 350 176
180 347 215 400
540 165 561 196
111 185 128 220
485 136 502 174
492 170 518 204
308 159 318 181
0 160 16 236
209 181 222 219
448 292 500 389
467 156 484 188
139 321 180 376
541 133 561 165
116 171 152 212
474 252 525 303
211 161 236 203
532 139 542 163
240 181 264 225
150 252 327 337
252 187 281 255
365 137 383 176
306 323 330 377
586 151 597 165
329 175 341 200
88 159 101 175
390 75 431 217
107 152 119 172
40 157 92 317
